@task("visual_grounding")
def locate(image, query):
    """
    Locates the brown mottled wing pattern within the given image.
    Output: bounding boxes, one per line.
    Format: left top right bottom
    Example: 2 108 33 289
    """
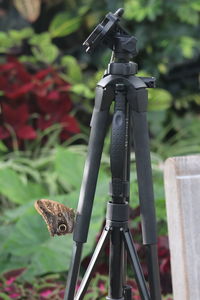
13 0 41 22
34 199 75 236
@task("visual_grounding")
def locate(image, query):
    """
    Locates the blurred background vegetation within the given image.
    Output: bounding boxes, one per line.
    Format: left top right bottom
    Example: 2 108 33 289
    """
0 0 199 299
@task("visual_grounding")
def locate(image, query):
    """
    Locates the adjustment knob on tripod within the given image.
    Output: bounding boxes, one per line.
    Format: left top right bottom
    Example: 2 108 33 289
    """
114 8 124 17
122 36 137 55
114 35 138 59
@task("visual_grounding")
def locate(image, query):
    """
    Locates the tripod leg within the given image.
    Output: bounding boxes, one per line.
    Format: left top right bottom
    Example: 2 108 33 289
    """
130 88 161 300
64 87 111 299
75 227 110 300
64 242 83 300
123 229 150 300
107 227 124 300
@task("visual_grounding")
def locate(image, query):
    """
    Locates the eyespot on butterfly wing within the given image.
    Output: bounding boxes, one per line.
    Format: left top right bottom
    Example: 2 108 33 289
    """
34 199 76 237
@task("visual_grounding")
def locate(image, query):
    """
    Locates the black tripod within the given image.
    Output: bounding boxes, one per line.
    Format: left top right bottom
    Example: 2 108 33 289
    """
64 9 161 300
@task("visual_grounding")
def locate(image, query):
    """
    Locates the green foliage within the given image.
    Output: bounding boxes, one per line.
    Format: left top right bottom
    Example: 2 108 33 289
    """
0 28 34 53
0 168 45 204
124 0 162 21
150 113 200 158
49 13 82 38
55 147 85 190
61 55 83 83
148 88 173 111
0 136 169 278
29 32 59 64
70 83 94 99
0 144 110 279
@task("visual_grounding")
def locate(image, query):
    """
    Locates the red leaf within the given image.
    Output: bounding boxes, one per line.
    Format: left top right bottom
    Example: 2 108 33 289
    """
33 79 54 98
16 125 37 140
0 62 16 72
158 236 169 248
5 82 35 99
160 257 170 273
16 65 31 83
61 115 80 133
4 268 26 281
37 116 53 130
60 115 80 140
7 57 31 82
0 126 10 139
37 94 72 114
47 90 60 101
2 103 29 125
34 67 53 80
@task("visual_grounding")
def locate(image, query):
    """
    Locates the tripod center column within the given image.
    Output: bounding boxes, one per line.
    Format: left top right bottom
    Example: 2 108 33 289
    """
107 83 130 300
110 83 129 205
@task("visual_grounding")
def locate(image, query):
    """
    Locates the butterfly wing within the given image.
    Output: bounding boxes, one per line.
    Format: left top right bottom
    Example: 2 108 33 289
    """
34 199 75 236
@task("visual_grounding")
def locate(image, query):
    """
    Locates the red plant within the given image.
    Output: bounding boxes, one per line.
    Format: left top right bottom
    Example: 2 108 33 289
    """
0 266 173 299
0 268 65 299
0 57 80 149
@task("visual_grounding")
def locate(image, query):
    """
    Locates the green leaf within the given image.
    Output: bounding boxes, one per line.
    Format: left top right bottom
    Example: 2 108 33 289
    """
0 168 29 204
177 4 199 25
0 168 46 204
49 13 81 38
191 1 200 11
2 210 46 256
29 32 51 45
0 32 13 53
29 32 59 63
1 211 73 280
9 27 34 42
70 84 94 99
0 254 28 275
1 201 35 222
148 111 167 136
0 141 8 152
0 149 108 278
26 182 47 199
148 89 172 111
124 0 162 21
61 55 82 83
0 28 34 53
19 55 37 64
180 36 196 58
54 147 85 191
31 43 59 64
0 293 12 300
0 225 13 252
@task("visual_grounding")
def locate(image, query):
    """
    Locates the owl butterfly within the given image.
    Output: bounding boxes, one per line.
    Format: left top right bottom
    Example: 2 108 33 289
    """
34 199 75 237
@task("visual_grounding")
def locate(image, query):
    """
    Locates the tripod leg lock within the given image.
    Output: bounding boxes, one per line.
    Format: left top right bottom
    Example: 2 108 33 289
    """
109 179 129 199
106 202 129 223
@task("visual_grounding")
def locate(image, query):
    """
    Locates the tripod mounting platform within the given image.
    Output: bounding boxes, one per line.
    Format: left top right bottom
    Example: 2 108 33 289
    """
83 8 155 88
83 8 137 59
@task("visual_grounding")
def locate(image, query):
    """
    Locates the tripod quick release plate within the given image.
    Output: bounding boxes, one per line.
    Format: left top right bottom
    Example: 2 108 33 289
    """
83 8 125 53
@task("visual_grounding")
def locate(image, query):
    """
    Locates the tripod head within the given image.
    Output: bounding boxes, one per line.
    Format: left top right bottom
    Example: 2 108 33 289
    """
83 8 156 86
83 8 137 61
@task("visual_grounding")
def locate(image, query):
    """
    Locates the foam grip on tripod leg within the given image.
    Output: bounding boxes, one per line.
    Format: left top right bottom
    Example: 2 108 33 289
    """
110 110 126 179
131 110 157 245
73 109 109 243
